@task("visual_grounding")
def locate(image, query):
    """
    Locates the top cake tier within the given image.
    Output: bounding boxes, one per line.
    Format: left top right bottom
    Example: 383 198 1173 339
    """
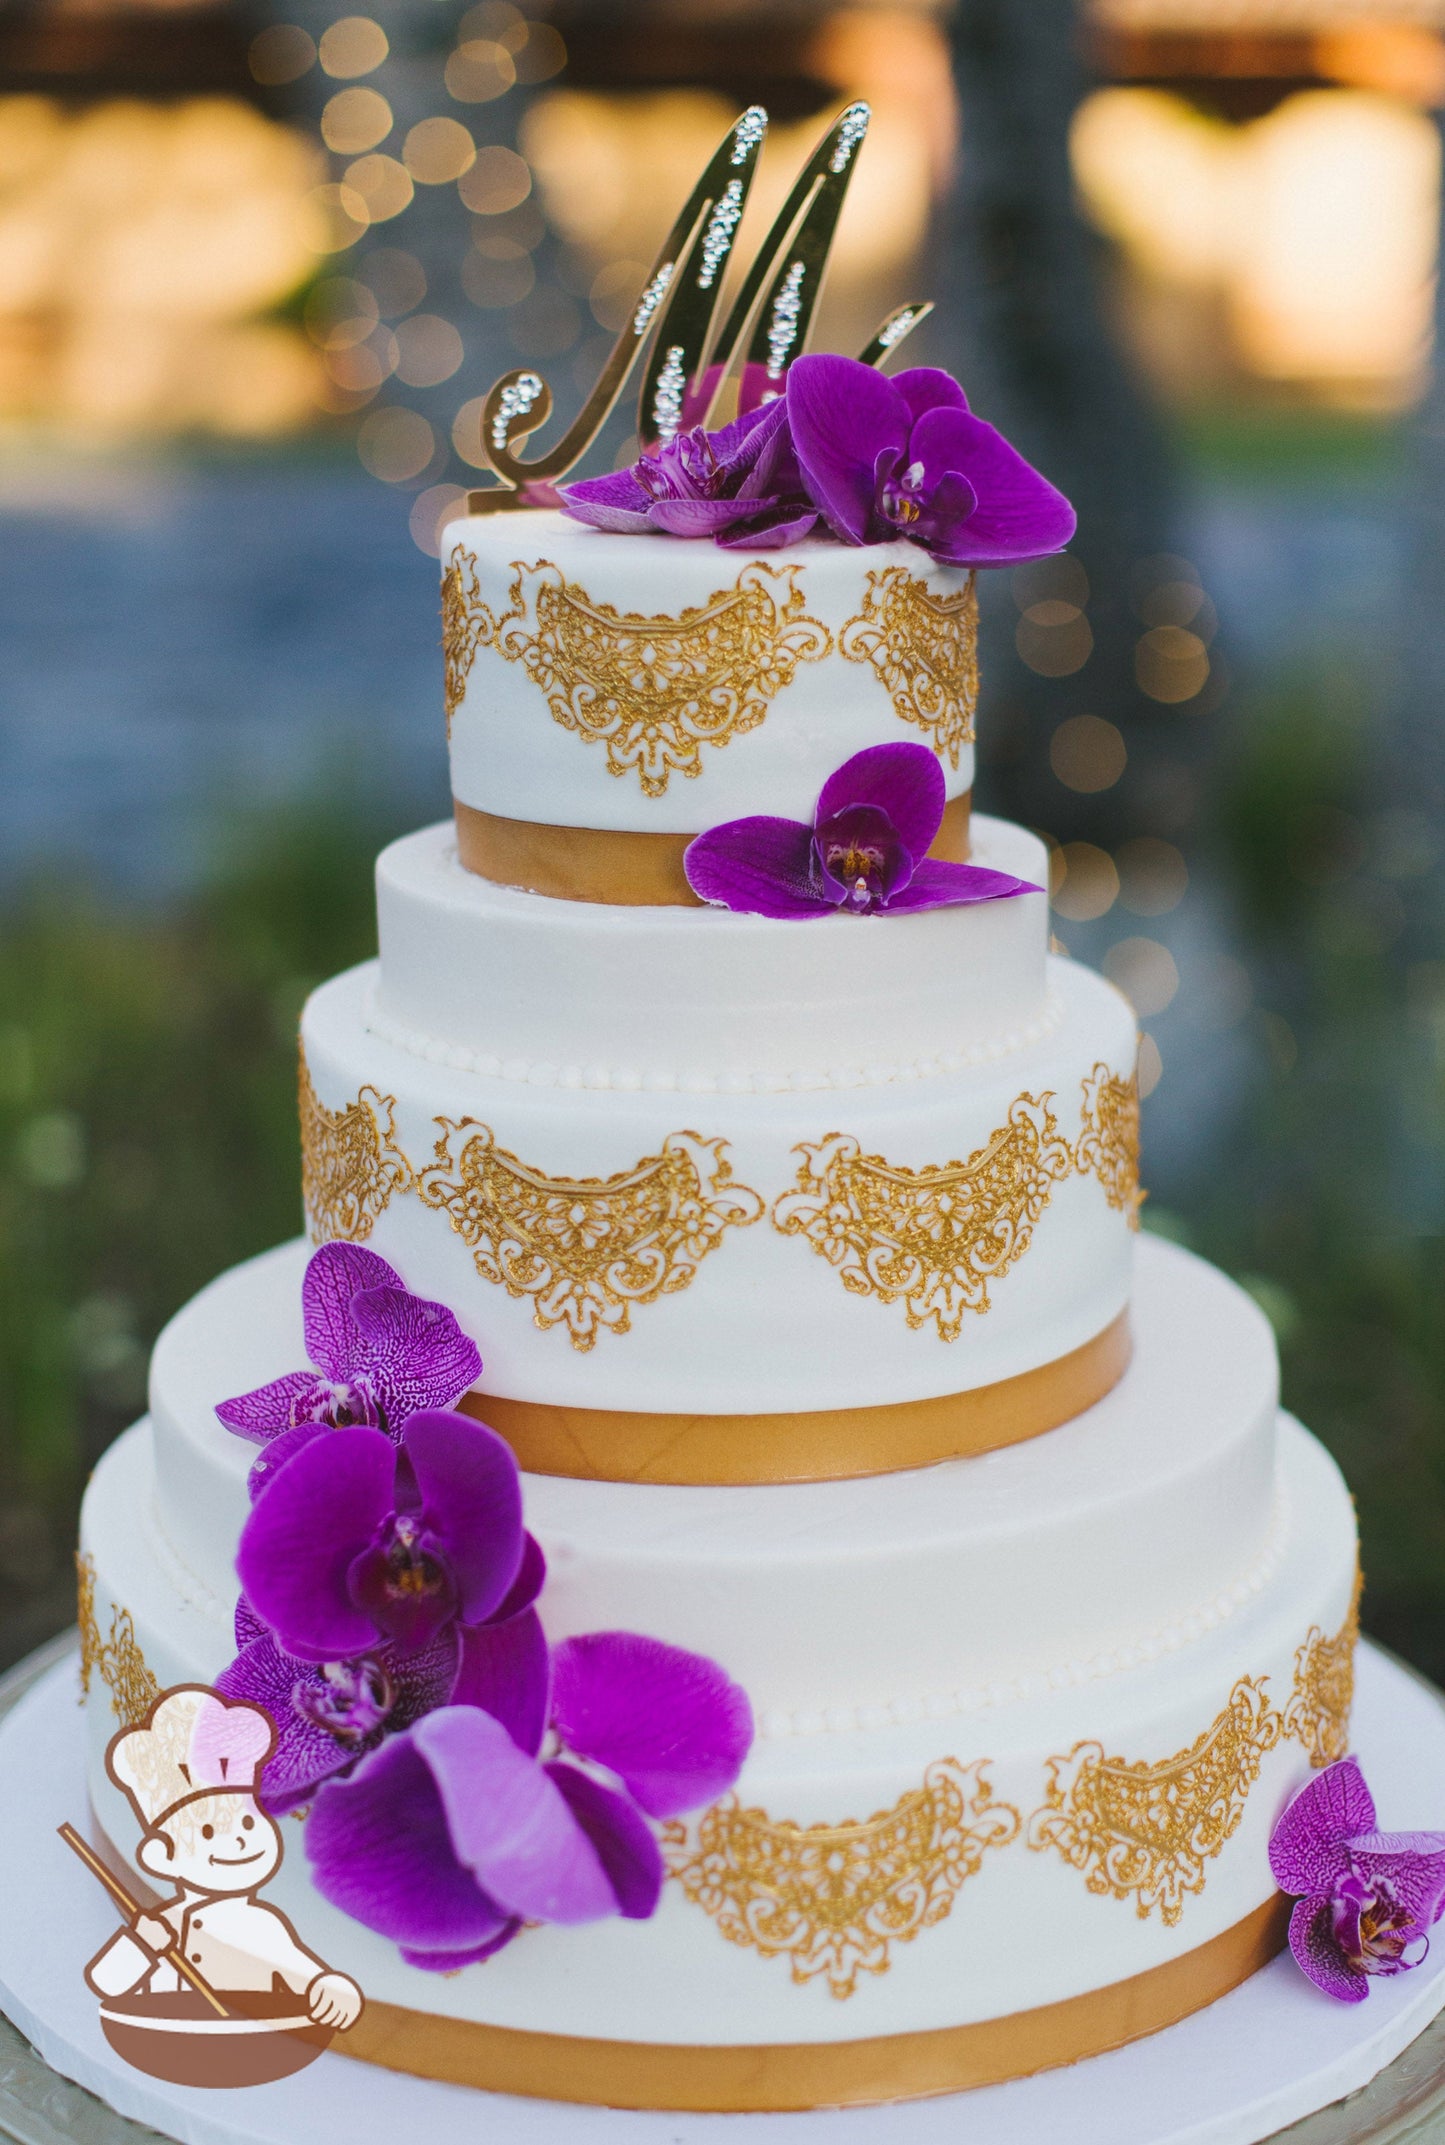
441 509 977 842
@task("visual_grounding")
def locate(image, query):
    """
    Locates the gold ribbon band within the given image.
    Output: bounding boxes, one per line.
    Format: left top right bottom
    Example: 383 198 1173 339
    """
459 1312 1131 1484
340 1894 1288 2110
454 791 973 907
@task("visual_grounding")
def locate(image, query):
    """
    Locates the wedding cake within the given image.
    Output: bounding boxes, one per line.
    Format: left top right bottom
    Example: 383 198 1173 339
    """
76 103 1359 2112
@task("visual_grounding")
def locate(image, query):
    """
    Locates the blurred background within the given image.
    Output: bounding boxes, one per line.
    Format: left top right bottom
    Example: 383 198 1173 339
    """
3 0 1443 1673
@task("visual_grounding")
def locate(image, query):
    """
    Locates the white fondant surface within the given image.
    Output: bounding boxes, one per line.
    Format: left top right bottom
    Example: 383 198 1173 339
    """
145 1233 1277 1732
372 818 1050 1088
82 1396 1357 2043
302 951 1138 1413
442 511 978 831
11 1637 1441 2144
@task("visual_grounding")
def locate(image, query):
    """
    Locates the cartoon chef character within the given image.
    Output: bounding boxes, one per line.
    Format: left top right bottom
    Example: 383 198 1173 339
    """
84 1685 362 2031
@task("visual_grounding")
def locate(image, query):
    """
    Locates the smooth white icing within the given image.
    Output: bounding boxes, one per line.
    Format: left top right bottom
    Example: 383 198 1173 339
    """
83 1396 1358 2043
371 818 1051 1089
145 1233 1276 1733
301 952 1138 1413
442 510 978 832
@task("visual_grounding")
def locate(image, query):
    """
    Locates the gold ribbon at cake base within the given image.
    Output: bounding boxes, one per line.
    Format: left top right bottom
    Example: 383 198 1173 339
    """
454 791 973 907
459 1313 1131 1484
338 1894 1288 2111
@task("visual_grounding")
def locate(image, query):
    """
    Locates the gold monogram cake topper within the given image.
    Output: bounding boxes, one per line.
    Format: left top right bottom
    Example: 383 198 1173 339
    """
466 101 932 512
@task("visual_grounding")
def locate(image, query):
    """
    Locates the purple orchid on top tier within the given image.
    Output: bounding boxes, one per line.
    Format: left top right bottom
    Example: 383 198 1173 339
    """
561 354 1072 565
684 741 1039 920
216 1243 481 1496
1270 1756 1445 2002
560 397 817 549
785 355 1075 565
304 1630 753 1970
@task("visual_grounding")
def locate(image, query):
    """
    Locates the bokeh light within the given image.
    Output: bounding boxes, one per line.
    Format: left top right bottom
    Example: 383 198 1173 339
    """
248 25 317 87
1050 715 1128 794
322 89 393 157
1051 842 1121 922
404 118 477 186
318 16 389 82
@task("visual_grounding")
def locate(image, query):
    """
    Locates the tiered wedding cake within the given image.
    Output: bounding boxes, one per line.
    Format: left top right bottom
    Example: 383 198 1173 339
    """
76 104 1358 2113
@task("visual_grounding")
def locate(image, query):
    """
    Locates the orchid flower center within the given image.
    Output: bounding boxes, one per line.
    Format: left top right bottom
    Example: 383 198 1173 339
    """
382 1513 448 1600
295 1656 396 1747
827 841 888 909
880 456 929 530
292 1375 376 1432
1334 1871 1419 1974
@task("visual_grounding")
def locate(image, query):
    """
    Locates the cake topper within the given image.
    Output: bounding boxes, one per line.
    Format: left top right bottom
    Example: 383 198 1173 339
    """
466 100 932 513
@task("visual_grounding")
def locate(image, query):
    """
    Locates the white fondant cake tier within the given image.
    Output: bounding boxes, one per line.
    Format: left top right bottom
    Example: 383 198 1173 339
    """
81 1384 1357 2049
299 951 1138 1416
441 510 978 831
142 1234 1276 1734
373 816 1051 1088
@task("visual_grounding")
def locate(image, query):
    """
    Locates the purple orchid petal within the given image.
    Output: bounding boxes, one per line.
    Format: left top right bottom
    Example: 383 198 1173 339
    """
307 1730 515 1954
710 396 787 474
302 1242 402 1381
645 497 765 538
892 366 969 424
559 469 655 534
717 507 819 550
216 1372 328 1444
235 1595 268 1650
453 1608 551 1757
1271 1758 1380 1896
412 1707 618 1925
684 816 827 919
550 1631 754 1820
347 1285 481 1429
402 1410 525 1625
884 858 1041 913
904 406 988 497
547 1761 664 1919
816 741 945 864
246 1421 329 1502
238 1426 397 1661
787 354 907 543
216 1634 351 1814
1290 1891 1371 2003
493 1531 547 1620
917 410 1075 565
401 1926 521 1972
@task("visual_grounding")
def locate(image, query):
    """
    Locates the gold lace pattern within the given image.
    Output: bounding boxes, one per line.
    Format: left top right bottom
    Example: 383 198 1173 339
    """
440 549 502 732
838 566 979 768
76 1551 161 1728
1074 1062 1144 1228
299 1047 414 1245
490 559 832 796
663 1759 1019 1998
771 1094 1074 1341
416 1123 763 1350
1285 1566 1362 1769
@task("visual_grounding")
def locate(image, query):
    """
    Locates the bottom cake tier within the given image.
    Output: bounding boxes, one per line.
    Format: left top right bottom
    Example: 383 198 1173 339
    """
76 1239 1359 2111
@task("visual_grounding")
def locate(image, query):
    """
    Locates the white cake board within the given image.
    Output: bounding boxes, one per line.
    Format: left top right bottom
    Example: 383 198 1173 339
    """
3 1640 1445 2145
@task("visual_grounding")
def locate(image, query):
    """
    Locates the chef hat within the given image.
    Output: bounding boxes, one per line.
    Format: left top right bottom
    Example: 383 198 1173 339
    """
108 1686 276 1830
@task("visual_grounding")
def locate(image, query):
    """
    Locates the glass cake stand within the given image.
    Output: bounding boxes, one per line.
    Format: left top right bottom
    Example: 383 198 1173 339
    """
4 1632 1445 2145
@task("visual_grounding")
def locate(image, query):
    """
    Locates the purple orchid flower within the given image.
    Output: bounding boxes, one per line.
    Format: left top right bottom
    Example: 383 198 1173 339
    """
684 741 1039 920
1269 1756 1445 2002
304 1629 753 1970
216 1244 481 1495
237 1409 540 1662
785 354 1074 566
560 398 817 550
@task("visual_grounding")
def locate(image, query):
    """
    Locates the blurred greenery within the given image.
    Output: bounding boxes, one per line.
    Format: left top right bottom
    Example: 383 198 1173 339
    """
3 699 1445 1679
0 797 404 1669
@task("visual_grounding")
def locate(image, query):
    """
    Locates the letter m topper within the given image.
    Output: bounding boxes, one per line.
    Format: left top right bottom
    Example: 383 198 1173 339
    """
467 101 933 511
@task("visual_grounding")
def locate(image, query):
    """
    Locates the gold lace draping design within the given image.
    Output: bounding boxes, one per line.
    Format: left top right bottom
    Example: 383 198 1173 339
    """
771 1095 1074 1342
76 1551 161 1727
838 566 979 769
1074 1063 1144 1229
1027 1678 1284 1926
298 1047 414 1245
488 559 833 796
440 550 499 732
663 1760 1019 1999
417 1123 764 1351
1285 1566 1362 1769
